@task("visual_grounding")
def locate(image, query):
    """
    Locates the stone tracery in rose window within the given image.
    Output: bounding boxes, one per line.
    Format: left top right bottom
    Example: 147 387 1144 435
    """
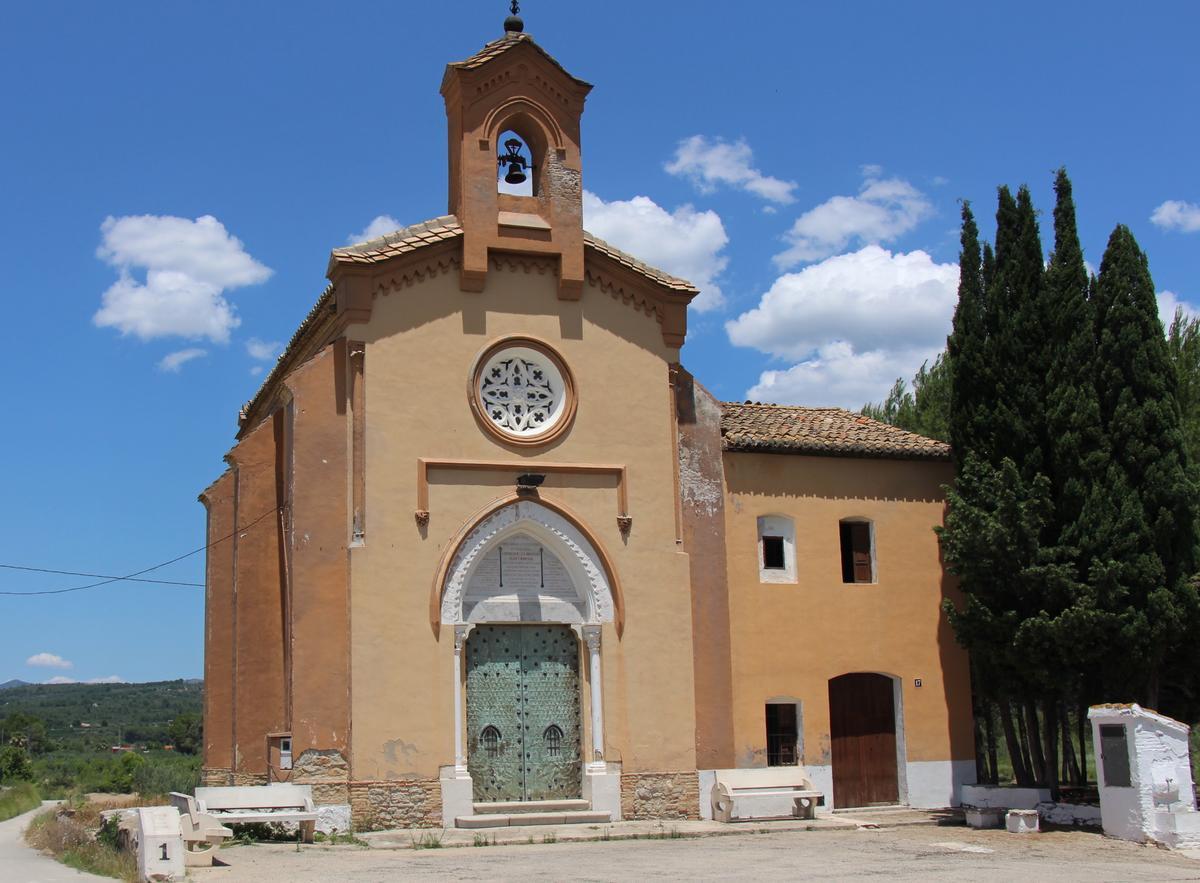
480 355 558 434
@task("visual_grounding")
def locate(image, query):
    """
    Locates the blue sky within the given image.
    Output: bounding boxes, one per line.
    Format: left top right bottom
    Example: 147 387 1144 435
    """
1 1 1198 684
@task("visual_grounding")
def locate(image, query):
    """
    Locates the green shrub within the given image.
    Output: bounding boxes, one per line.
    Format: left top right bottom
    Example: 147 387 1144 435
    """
0 745 33 783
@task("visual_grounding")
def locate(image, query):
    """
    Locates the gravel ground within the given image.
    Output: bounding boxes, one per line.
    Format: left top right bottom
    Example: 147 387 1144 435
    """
197 824 1200 882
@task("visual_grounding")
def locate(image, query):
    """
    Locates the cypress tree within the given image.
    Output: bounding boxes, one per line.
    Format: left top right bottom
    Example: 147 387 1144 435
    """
1091 225 1200 706
1043 169 1106 555
948 203 986 457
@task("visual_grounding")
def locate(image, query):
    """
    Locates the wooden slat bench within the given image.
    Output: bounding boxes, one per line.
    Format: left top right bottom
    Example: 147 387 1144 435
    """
710 768 824 822
173 784 318 843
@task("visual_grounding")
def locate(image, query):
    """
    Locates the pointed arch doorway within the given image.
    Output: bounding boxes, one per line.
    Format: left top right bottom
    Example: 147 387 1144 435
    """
441 500 616 804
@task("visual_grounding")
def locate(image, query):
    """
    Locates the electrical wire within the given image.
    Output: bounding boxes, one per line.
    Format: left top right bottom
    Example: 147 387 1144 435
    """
0 506 281 596
0 566 203 587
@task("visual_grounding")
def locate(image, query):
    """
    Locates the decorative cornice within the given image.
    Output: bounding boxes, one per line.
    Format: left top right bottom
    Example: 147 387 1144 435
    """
585 267 664 322
372 252 460 299
489 253 557 276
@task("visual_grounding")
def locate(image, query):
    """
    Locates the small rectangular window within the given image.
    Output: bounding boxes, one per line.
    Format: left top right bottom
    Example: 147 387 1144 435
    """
840 522 873 583
762 535 785 570
766 704 798 766
1099 724 1131 787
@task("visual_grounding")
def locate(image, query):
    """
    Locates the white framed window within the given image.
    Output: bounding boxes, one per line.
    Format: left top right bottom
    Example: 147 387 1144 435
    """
757 515 796 584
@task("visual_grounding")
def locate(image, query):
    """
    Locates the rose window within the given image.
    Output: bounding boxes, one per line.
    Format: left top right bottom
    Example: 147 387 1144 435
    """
477 346 567 438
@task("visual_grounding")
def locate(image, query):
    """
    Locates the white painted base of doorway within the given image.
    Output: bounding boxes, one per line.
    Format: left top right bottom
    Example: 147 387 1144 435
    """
583 761 623 821
441 763 623 826
439 766 475 823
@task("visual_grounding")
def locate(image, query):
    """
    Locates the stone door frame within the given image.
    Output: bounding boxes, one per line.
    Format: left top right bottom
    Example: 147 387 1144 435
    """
441 499 615 786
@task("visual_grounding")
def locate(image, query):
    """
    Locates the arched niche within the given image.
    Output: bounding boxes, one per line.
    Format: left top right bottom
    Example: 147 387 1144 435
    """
486 99 561 200
440 499 616 627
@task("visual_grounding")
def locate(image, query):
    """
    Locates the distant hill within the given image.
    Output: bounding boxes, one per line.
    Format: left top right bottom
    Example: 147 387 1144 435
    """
0 679 203 750
0 679 30 690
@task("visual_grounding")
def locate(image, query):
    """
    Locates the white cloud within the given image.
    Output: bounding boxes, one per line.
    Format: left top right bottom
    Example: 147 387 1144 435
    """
1158 290 1200 329
727 246 959 408
249 365 264 377
583 190 729 311
245 338 282 362
27 652 72 670
87 675 125 684
745 341 942 409
1150 200 1200 233
157 348 207 373
348 215 401 244
774 169 934 268
94 215 272 344
45 676 76 685
665 136 796 204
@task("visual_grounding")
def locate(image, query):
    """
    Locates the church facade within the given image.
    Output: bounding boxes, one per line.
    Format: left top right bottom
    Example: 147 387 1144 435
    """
199 22 974 830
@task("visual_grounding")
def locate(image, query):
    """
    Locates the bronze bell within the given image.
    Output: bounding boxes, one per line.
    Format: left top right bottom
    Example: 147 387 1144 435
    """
504 162 527 186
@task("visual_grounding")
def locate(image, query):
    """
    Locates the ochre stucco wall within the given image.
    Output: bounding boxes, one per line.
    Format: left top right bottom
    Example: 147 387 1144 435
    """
228 414 288 777
285 347 351 760
721 452 974 769
677 373 736 770
200 471 235 775
343 258 698 782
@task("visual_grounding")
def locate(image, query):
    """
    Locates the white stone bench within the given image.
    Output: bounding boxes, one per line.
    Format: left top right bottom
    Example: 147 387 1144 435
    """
710 768 824 822
168 794 234 866
174 784 318 843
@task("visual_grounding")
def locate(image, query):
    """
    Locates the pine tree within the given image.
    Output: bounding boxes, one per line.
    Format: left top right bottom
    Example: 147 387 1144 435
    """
1091 225 1200 706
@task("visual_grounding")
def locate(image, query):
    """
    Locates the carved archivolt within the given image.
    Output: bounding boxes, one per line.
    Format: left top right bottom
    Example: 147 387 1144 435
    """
441 500 614 626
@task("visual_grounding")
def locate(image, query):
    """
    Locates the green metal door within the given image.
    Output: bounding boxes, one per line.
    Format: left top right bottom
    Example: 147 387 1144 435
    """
466 625 581 802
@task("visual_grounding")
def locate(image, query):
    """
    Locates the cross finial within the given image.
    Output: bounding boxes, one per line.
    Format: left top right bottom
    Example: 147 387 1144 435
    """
504 0 524 33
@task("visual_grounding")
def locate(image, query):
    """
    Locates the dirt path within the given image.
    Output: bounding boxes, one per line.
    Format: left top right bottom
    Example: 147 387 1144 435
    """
0 801 107 883
196 824 1200 882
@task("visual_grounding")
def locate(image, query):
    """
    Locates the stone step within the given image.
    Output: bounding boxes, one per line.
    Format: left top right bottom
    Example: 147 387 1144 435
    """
473 799 590 815
456 810 612 829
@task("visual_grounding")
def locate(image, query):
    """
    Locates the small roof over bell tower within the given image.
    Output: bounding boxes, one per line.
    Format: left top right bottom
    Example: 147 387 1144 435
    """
441 6 593 299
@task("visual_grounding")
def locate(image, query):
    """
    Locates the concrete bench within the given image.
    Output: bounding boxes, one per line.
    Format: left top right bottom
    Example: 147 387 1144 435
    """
168 794 234 866
174 784 318 843
710 768 824 822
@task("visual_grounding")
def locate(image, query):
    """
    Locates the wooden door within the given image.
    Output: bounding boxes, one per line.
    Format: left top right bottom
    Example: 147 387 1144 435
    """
829 673 899 807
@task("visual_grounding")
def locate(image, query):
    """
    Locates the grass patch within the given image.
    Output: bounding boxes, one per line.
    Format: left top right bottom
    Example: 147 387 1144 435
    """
472 832 497 847
0 782 41 821
313 830 368 847
542 831 557 844
25 800 137 882
411 831 444 849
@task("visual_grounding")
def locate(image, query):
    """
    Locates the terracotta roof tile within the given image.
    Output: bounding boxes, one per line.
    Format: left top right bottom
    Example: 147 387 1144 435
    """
449 32 590 87
720 402 951 460
330 214 699 294
331 216 464 266
583 232 698 294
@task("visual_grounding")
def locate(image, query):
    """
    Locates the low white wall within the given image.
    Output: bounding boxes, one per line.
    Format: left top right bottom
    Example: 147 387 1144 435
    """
960 784 1052 809
1036 801 1101 827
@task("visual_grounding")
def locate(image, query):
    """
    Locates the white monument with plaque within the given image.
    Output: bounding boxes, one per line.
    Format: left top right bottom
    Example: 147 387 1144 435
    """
1089 703 1200 849
135 805 184 882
